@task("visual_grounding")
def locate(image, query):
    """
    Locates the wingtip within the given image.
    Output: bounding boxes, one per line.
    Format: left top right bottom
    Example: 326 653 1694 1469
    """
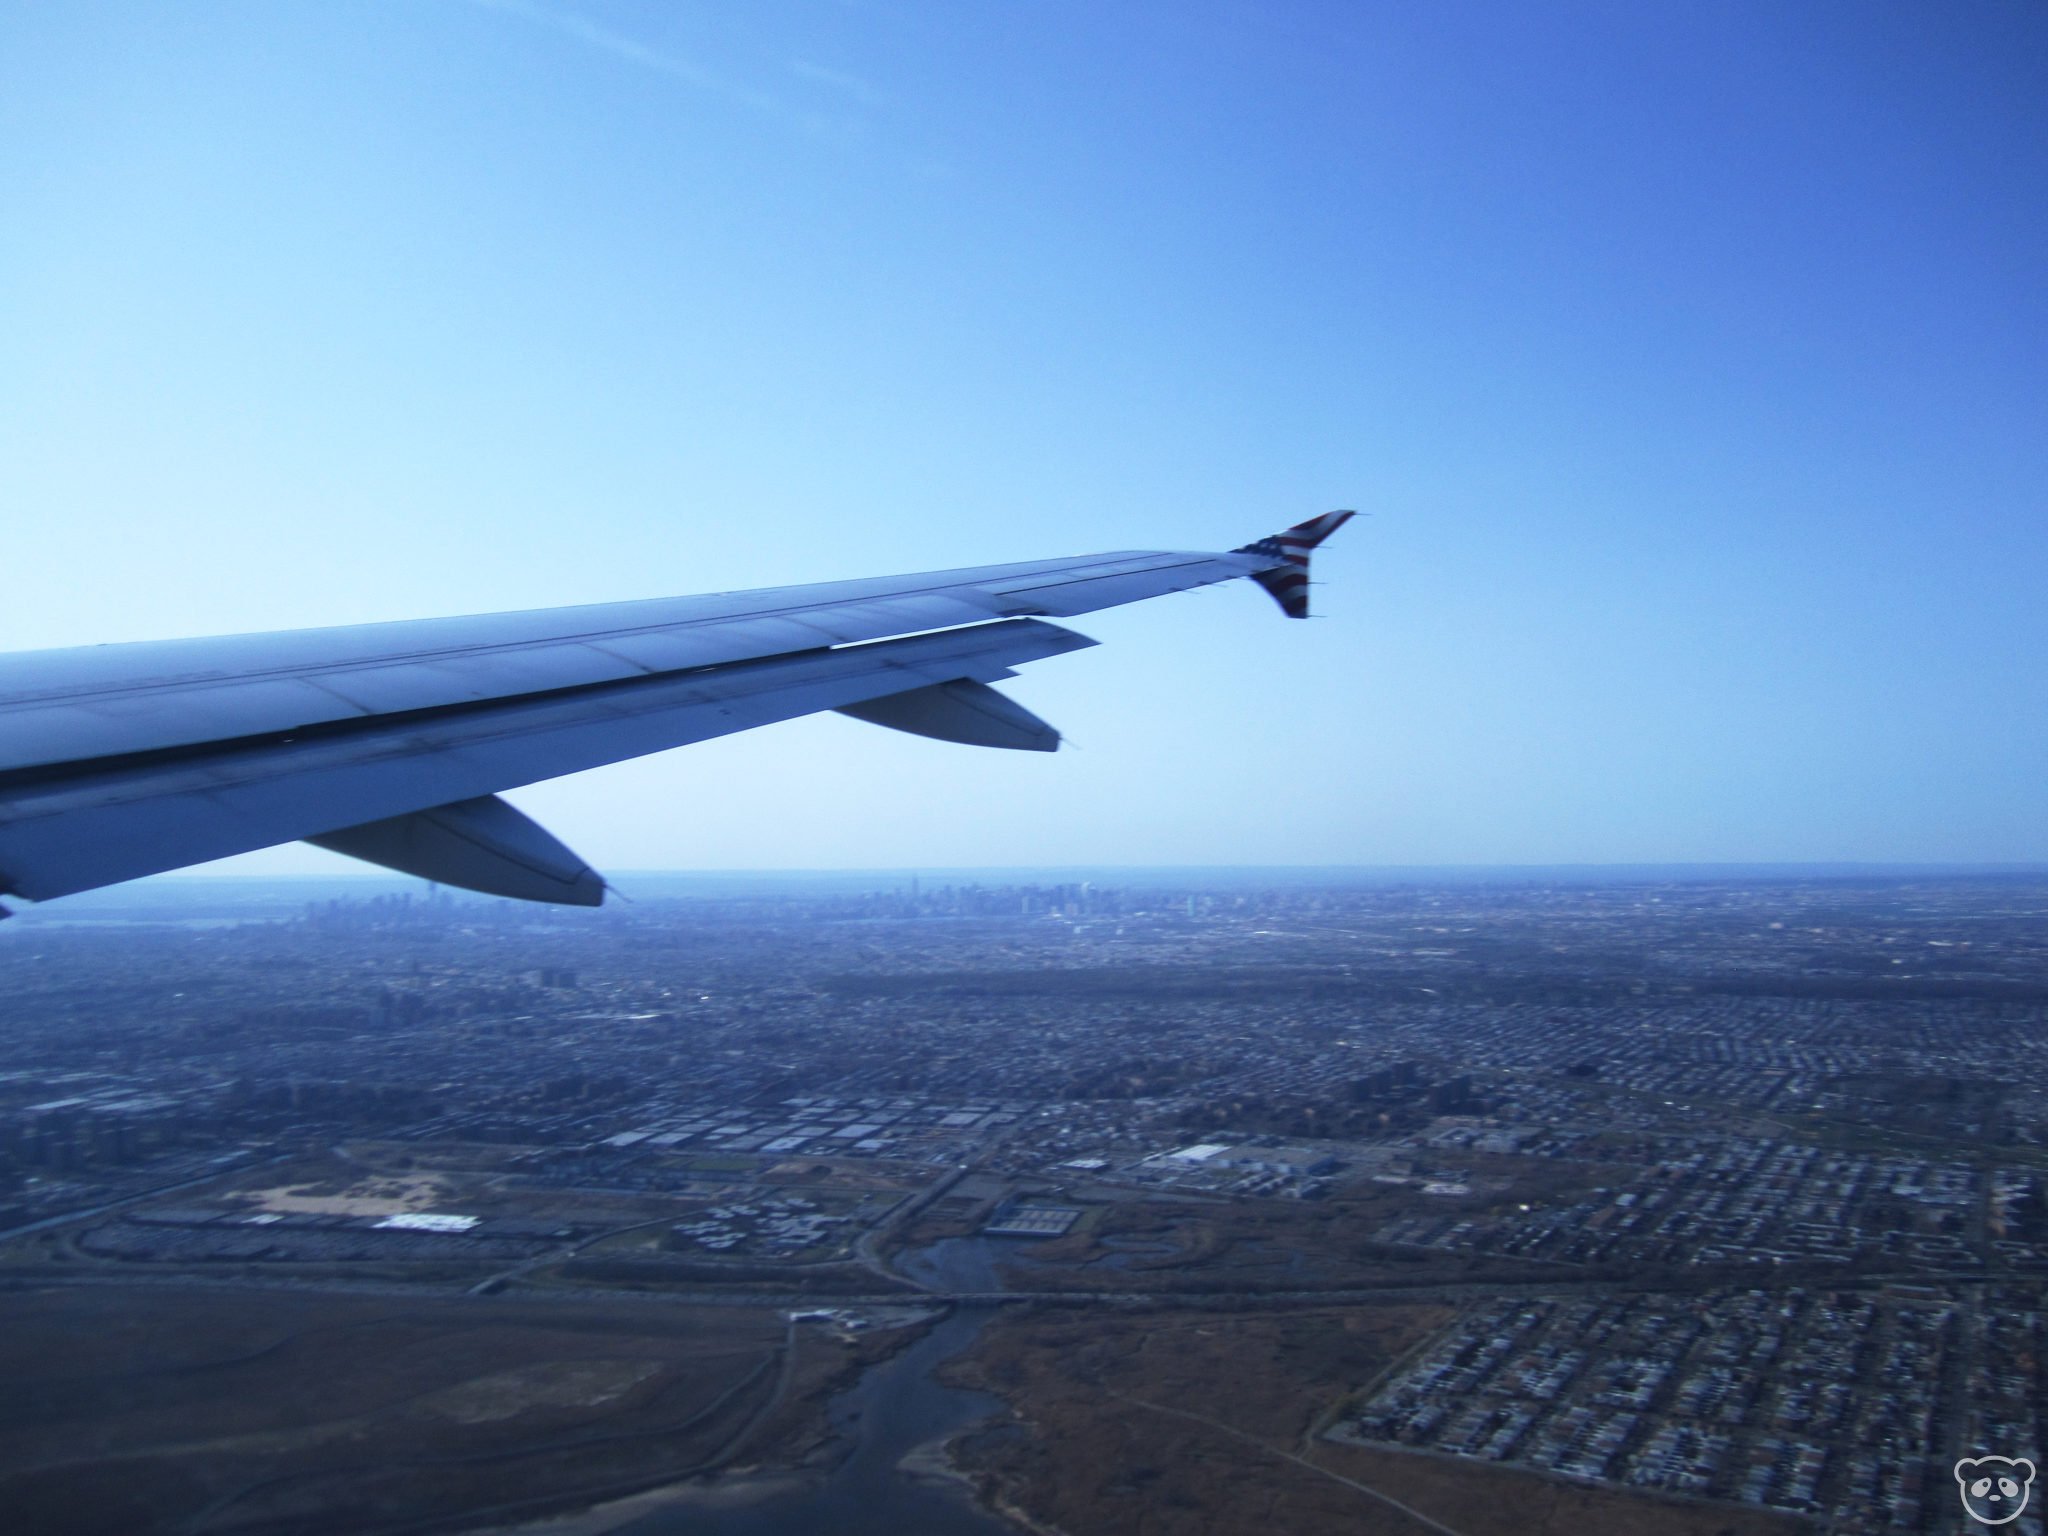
1233 510 1356 618
1288 509 1356 548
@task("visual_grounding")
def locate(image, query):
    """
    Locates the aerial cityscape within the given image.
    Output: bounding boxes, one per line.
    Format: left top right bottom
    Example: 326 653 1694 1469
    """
4 2 2042 1533
1 870 2040 1534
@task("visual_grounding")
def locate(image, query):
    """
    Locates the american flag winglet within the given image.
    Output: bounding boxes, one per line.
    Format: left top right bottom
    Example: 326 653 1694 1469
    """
1232 509 1355 618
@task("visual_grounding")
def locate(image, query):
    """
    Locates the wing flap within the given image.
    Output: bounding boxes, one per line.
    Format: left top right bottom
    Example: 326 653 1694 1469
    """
836 680 1060 752
307 795 605 906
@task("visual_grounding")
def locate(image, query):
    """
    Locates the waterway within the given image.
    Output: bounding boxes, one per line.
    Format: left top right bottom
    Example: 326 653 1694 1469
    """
619 1305 1015 1536
890 1234 1020 1292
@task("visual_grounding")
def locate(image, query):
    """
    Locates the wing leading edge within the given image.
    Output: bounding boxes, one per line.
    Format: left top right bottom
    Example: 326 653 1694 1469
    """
0 513 1352 907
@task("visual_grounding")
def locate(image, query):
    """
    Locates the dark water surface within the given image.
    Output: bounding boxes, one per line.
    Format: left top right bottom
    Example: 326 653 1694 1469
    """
621 1307 1013 1536
889 1236 1020 1292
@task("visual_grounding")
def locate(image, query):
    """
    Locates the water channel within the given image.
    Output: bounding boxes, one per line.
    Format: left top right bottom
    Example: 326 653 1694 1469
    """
623 1255 1019 1535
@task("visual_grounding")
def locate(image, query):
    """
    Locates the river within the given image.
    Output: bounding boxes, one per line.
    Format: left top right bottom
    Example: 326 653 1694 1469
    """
617 1304 1016 1536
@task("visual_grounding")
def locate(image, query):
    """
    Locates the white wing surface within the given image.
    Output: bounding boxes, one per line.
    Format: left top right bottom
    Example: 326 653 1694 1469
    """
0 514 1351 906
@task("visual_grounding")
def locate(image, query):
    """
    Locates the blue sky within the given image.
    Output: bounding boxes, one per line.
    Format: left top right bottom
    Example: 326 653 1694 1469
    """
2 0 2043 873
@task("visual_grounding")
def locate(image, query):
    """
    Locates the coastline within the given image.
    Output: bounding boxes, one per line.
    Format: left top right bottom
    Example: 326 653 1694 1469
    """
902 1427 1071 1536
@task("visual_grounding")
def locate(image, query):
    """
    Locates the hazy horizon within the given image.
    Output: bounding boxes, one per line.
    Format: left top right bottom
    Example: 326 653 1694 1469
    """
21 858 2048 908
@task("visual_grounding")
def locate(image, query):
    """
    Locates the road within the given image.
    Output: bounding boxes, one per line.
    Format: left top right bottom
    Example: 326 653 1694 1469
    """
2 1261 2026 1314
0 1153 288 1243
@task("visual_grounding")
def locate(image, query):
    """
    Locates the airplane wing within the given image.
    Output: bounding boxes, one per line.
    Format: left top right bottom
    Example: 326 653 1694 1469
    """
0 512 1353 908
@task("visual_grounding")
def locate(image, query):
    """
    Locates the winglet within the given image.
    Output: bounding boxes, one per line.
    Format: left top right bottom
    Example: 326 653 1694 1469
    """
1233 510 1355 618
